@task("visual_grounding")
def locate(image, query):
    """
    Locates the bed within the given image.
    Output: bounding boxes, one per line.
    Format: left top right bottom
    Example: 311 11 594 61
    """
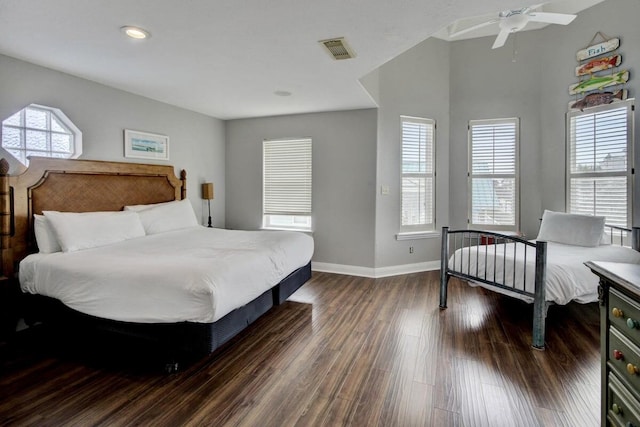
0 157 313 370
439 211 640 350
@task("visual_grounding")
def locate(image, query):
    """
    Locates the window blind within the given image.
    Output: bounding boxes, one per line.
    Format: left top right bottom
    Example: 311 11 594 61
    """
469 118 519 230
567 101 633 228
401 116 435 231
263 138 312 216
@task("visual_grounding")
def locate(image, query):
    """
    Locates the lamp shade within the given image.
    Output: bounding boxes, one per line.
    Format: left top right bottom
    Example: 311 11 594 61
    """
202 183 214 200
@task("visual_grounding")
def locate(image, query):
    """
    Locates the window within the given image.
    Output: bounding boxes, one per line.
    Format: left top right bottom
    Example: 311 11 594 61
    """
468 118 519 231
263 138 312 231
567 100 634 228
2 104 82 166
400 116 435 233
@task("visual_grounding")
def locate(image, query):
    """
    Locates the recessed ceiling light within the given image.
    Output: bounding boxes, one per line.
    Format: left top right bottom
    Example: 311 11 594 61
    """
274 90 292 97
121 26 151 40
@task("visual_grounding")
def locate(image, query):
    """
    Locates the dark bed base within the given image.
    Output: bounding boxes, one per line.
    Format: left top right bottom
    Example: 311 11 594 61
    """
273 260 312 304
22 262 312 369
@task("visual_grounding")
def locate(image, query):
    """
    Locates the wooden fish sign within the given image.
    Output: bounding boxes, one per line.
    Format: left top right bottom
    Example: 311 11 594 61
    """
569 70 629 95
575 54 622 76
576 38 620 61
569 89 627 111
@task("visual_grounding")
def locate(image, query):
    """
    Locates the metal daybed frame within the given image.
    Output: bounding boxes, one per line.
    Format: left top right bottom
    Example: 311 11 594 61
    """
439 225 640 350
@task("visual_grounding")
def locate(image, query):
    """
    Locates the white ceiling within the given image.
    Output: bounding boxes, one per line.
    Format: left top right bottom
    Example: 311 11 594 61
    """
0 0 604 120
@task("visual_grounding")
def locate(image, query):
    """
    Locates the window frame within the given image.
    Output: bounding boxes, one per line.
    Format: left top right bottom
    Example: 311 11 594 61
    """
565 99 634 228
262 137 312 232
399 115 436 234
1 104 82 166
467 117 520 232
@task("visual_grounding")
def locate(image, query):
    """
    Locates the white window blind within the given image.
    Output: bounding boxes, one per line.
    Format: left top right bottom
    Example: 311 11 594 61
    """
401 116 435 232
263 138 312 230
468 118 519 231
567 101 633 228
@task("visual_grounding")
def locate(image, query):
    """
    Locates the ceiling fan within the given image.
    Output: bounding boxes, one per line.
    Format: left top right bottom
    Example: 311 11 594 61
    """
449 6 577 49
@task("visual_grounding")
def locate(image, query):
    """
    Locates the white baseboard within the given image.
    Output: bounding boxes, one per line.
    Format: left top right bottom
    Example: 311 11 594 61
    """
311 260 440 279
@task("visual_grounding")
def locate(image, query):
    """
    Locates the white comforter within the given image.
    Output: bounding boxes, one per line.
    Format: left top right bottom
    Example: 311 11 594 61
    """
19 227 314 323
449 241 640 305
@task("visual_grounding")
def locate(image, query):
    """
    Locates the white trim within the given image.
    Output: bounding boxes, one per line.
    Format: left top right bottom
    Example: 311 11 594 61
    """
262 226 313 232
311 260 440 278
396 231 439 241
312 262 376 278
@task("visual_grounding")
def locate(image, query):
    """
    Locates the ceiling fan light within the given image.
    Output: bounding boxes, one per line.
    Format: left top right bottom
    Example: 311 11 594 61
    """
499 14 529 32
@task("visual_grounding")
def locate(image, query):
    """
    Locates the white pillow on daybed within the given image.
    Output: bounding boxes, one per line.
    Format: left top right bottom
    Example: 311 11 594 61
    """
125 199 198 235
43 210 146 252
536 210 605 247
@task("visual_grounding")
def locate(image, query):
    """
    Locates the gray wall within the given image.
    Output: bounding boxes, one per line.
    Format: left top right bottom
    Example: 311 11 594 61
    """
537 0 640 225
225 109 377 267
369 37 451 268
0 54 226 227
449 30 543 238
3 0 636 273
449 0 639 236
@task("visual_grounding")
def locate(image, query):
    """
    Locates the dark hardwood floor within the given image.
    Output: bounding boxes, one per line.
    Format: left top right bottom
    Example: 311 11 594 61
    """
0 271 600 426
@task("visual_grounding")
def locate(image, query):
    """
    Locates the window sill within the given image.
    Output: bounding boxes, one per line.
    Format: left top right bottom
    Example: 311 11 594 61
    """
396 231 439 241
262 226 313 234
470 229 524 238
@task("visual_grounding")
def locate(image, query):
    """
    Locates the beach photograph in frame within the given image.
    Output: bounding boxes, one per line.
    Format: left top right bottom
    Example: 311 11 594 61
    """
124 129 169 160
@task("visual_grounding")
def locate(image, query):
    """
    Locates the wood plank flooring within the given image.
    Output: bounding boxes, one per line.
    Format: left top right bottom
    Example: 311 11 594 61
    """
0 271 600 426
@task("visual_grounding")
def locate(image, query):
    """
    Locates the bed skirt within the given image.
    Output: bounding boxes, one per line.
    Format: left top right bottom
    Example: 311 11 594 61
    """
21 262 312 361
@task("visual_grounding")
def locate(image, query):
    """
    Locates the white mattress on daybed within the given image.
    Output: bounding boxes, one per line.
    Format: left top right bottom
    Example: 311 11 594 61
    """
19 227 314 323
449 241 640 305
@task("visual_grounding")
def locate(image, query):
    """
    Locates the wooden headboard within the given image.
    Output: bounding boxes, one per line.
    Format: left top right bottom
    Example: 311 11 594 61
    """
0 157 187 278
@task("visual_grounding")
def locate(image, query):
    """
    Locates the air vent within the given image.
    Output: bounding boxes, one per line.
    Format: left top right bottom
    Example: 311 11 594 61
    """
319 37 355 60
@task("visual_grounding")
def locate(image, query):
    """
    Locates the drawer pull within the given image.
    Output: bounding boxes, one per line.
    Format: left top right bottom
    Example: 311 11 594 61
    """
613 402 622 414
628 318 639 329
627 363 639 375
613 307 625 318
614 349 625 360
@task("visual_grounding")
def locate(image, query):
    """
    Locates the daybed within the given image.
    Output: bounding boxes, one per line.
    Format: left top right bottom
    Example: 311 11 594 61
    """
0 157 313 370
439 210 640 349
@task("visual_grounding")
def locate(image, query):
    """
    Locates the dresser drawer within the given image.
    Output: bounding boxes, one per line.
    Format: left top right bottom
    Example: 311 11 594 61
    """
608 372 640 427
609 326 640 401
610 288 640 348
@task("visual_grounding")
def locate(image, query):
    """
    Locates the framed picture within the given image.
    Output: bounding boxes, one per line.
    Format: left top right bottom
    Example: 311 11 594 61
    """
124 129 169 160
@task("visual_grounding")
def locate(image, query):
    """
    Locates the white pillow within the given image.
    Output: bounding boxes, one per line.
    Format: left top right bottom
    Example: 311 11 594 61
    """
123 200 177 212
600 230 612 246
536 210 605 247
43 210 146 252
134 199 198 235
34 214 62 253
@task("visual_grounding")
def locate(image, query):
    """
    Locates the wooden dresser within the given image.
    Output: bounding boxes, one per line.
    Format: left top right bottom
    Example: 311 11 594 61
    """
587 261 640 427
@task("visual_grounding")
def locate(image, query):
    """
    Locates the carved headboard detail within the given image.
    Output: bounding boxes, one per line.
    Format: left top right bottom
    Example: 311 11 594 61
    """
0 157 187 278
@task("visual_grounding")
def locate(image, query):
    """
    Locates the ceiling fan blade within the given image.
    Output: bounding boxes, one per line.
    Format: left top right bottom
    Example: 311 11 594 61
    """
492 29 510 49
449 19 499 38
528 12 577 25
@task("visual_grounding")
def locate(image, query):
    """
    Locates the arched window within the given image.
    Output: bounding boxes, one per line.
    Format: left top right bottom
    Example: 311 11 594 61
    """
2 104 82 166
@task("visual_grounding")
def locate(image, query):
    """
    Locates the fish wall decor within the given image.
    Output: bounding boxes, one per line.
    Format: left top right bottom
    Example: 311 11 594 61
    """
575 54 622 77
569 89 627 111
576 38 620 61
569 70 629 95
